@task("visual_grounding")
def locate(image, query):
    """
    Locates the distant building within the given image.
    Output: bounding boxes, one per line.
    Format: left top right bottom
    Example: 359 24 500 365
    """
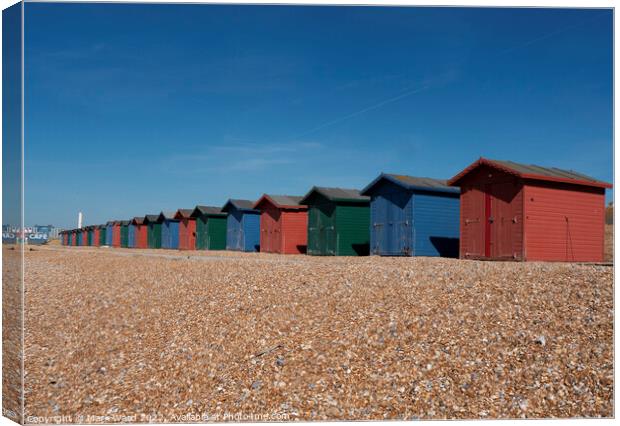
34 224 60 239
2 224 60 244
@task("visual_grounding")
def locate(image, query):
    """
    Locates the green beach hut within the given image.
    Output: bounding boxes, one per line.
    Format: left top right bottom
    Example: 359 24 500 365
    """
98 225 106 246
119 220 130 248
190 205 227 250
144 214 162 249
300 187 370 256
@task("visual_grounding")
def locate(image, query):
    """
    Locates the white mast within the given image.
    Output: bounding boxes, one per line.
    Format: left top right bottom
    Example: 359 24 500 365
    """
78 212 83 229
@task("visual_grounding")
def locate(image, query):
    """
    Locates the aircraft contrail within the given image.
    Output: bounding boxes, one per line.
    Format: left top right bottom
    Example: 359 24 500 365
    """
294 83 432 139
288 11 607 140
497 13 607 56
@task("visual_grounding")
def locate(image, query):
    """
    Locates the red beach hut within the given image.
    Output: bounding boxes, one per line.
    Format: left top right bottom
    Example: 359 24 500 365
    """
92 226 100 247
253 194 308 254
131 217 149 249
447 158 612 262
112 221 121 248
175 209 196 250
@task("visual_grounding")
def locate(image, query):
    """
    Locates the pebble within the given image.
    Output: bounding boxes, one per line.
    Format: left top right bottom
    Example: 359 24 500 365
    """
18 245 613 420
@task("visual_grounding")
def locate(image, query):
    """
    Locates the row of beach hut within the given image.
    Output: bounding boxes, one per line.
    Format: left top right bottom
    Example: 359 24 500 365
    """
60 158 612 262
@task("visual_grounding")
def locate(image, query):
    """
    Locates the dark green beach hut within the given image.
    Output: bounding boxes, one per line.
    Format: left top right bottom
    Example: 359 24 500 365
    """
300 187 370 256
144 214 162 249
98 225 106 246
191 205 227 250
120 220 130 248
86 226 94 246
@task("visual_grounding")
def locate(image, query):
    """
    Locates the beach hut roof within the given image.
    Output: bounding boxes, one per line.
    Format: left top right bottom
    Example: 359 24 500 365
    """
253 194 306 210
174 209 195 219
131 217 145 225
448 157 612 188
222 199 259 213
158 211 177 221
190 205 225 217
361 173 459 195
143 214 159 223
300 187 369 204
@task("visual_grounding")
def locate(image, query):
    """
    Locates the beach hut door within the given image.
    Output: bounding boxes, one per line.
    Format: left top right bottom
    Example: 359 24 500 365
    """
486 182 519 258
384 191 410 255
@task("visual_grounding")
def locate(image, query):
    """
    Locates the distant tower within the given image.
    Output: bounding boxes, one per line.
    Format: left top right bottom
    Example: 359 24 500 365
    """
78 212 83 229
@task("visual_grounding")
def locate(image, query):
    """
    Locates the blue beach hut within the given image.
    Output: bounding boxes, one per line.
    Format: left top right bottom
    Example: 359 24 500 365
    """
360 173 460 257
128 218 137 248
222 199 260 252
105 221 114 246
158 211 180 249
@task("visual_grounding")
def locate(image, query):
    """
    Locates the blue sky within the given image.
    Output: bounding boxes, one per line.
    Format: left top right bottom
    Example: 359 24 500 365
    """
24 4 613 229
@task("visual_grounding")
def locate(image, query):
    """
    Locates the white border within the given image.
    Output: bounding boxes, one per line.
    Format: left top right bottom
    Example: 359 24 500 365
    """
0 1 615 426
